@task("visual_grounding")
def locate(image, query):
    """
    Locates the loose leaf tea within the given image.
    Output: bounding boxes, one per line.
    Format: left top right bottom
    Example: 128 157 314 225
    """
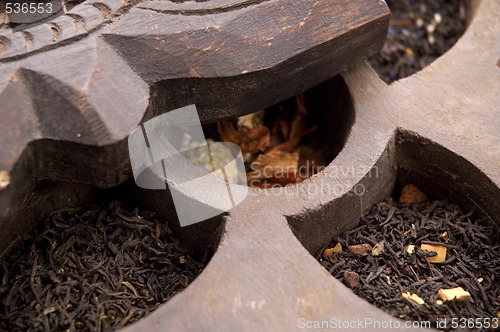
369 0 467 83
320 194 500 330
0 200 208 332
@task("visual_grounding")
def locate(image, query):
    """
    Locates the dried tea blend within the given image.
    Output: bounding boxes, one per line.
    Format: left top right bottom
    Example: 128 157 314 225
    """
369 0 467 83
0 200 208 331
320 192 500 330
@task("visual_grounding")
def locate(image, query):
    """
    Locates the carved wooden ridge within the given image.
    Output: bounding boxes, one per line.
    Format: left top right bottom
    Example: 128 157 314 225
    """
0 0 499 331
0 0 389 243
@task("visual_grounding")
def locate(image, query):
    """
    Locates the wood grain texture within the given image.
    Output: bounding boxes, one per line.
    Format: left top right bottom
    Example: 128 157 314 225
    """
107 0 390 123
0 0 499 330
0 0 389 254
121 1 500 330
23 0 500 330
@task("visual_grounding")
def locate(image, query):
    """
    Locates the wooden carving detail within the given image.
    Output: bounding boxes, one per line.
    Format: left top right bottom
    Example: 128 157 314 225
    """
0 0 389 246
0 0 136 59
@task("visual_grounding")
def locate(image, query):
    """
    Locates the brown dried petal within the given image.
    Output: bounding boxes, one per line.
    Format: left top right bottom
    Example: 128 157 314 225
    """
399 184 428 204
247 151 299 180
218 120 270 154
343 271 359 289
347 243 373 255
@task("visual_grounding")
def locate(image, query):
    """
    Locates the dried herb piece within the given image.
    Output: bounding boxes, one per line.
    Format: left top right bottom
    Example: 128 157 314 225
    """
207 90 326 188
343 271 359 289
399 184 428 204
269 93 317 153
218 120 270 154
247 150 297 178
347 243 372 255
323 243 342 258
438 287 471 302
402 292 425 305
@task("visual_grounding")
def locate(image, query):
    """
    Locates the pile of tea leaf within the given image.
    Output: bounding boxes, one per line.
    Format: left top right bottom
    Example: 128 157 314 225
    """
369 0 467 83
0 201 206 331
320 186 500 330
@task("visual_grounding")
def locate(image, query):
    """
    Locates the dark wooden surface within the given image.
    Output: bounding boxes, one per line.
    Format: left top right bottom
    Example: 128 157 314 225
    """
22 0 500 331
0 0 499 330
0 0 389 252
122 1 500 330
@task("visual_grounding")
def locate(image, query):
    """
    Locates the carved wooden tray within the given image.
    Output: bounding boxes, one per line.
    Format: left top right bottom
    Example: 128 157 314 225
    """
1 0 499 330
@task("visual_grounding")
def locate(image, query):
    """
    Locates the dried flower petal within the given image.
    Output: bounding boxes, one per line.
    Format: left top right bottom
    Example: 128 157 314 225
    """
343 271 359 289
348 243 372 255
438 287 471 302
218 120 270 154
420 243 447 263
399 184 428 204
371 241 385 256
247 151 299 180
323 243 342 258
402 292 425 305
